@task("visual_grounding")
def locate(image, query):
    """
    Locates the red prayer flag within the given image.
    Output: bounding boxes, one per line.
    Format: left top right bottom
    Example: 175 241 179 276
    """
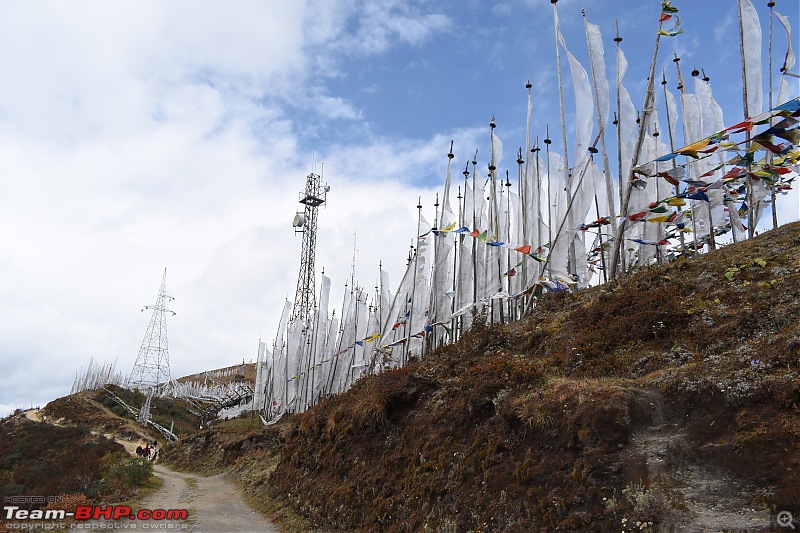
514 245 532 254
754 138 783 153
723 167 745 180
628 211 647 221
469 229 480 237
659 12 672 22
724 120 753 133
657 171 680 186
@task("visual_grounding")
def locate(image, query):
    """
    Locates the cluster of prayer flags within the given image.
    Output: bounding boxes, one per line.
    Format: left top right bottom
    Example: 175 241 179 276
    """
428 225 546 262
623 97 800 249
285 332 382 383
658 1 683 36
643 98 800 172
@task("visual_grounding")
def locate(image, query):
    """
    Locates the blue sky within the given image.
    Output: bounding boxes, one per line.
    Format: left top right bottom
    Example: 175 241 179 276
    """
0 0 797 415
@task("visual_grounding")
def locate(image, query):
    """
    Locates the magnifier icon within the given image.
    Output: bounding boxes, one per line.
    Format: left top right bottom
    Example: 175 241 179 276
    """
778 511 795 529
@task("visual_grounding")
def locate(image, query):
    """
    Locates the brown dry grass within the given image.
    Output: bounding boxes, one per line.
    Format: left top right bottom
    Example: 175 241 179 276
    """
263 223 800 531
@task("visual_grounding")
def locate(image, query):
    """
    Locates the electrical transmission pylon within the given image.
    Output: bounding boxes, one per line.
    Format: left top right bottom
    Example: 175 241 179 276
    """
291 171 329 323
128 268 175 391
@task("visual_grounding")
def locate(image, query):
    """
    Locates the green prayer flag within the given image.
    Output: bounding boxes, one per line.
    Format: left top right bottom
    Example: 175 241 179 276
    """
661 1 679 13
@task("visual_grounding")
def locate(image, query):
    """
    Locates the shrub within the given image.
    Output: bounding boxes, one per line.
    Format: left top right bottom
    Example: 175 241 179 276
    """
622 480 660 523
103 457 153 495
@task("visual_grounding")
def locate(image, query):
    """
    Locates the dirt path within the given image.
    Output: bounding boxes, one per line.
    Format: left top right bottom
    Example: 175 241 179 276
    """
136 464 279 532
23 407 148 455
22 404 280 531
22 408 46 423
630 389 771 531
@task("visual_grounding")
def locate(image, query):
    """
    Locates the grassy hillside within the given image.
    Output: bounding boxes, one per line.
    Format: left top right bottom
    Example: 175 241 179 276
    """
0 416 153 509
268 222 800 531
0 384 208 521
42 385 201 439
162 222 800 531
0 368 247 521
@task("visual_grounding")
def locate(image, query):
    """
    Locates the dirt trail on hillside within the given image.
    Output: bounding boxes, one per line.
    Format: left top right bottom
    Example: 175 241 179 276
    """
23 408 147 455
126 464 279 532
630 389 772 531
23 408 49 423
22 408 277 532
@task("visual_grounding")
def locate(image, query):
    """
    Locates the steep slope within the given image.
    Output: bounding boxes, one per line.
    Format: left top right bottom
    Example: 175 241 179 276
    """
267 222 800 532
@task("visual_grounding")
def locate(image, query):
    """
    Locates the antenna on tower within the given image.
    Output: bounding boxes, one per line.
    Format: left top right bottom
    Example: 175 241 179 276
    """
291 169 329 322
128 268 175 392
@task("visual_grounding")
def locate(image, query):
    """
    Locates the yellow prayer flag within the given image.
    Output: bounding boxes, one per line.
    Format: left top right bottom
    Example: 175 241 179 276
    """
678 138 711 153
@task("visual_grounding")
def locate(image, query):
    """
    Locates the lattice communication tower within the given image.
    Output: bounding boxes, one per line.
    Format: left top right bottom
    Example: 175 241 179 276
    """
128 268 175 390
291 172 329 323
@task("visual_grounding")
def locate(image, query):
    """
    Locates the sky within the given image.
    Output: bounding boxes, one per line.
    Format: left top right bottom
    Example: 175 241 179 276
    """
1 0 798 416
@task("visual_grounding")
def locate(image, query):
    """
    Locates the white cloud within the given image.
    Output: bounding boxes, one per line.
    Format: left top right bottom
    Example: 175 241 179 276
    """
329 0 451 56
312 95 362 120
0 0 459 411
0 3 308 141
713 10 738 47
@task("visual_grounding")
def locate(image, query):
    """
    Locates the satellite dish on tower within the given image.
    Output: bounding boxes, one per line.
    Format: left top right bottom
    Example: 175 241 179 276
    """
292 213 306 228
